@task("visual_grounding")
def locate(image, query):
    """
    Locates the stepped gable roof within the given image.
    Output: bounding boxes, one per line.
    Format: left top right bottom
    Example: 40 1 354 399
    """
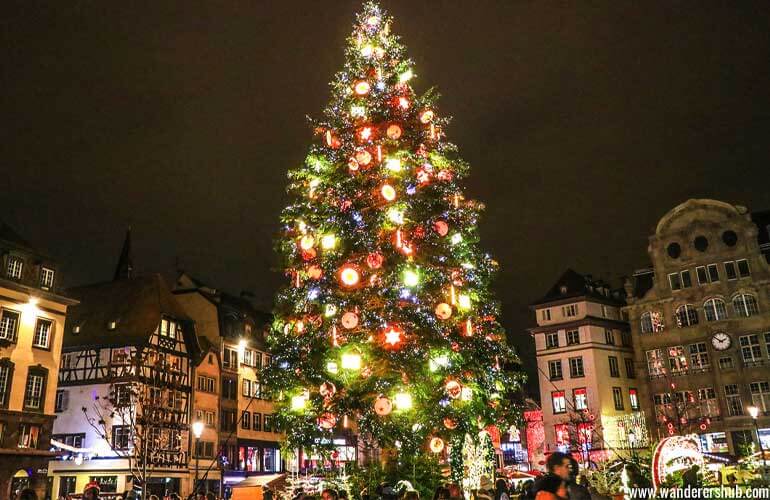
532 268 625 307
63 273 197 351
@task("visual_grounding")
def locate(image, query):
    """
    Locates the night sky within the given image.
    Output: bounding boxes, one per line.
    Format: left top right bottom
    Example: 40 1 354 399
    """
3 1 770 394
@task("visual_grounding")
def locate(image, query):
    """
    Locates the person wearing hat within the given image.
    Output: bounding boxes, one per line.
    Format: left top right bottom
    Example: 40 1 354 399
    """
84 481 101 500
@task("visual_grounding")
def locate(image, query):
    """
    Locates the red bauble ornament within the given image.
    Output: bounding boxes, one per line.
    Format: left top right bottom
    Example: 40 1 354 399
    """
320 381 337 398
374 396 393 416
435 303 452 320
443 417 458 430
386 124 403 140
433 220 449 236
319 412 337 430
366 252 384 269
445 380 462 399
307 265 323 280
301 248 317 261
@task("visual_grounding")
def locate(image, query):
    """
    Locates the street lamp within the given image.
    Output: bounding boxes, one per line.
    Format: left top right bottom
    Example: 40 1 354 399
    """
748 406 767 477
192 421 205 495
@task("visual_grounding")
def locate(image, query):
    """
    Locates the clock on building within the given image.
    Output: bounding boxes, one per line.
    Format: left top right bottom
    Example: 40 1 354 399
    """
711 332 732 351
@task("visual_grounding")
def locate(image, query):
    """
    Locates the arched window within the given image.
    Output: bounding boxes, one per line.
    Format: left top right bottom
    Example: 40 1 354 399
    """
640 311 664 333
733 293 759 317
704 298 728 322
675 304 699 328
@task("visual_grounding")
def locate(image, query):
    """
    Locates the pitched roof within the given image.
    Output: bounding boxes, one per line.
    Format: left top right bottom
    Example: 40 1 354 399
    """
63 274 196 350
0 222 53 259
532 268 625 306
113 227 134 281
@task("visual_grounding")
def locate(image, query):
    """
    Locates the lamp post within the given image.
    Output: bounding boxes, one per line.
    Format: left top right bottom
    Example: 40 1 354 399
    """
748 406 767 477
192 421 205 496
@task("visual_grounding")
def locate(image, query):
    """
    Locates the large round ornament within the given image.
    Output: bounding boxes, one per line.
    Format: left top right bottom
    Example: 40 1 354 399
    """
320 381 337 398
445 380 462 399
341 312 359 329
435 303 452 320
338 265 361 288
433 220 449 237
443 417 458 430
374 396 393 416
354 80 371 95
355 149 372 167
307 265 323 280
386 124 403 140
429 437 445 453
420 109 435 124
381 184 396 201
318 412 337 430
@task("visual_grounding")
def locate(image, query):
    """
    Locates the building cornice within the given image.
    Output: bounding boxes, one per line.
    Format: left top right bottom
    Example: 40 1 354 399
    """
528 316 629 334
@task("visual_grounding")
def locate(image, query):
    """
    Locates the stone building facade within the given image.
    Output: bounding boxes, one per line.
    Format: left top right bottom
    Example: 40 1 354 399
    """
624 199 770 455
530 269 646 462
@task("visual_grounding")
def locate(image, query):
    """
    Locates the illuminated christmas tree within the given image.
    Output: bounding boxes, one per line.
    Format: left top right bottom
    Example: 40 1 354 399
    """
264 2 523 465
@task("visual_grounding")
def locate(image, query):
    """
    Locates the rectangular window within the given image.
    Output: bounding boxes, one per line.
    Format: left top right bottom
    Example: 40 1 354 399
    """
221 377 236 400
613 387 624 410
197 375 216 393
541 309 551 321
252 412 262 432
646 349 665 376
548 360 562 380
707 264 720 283
562 304 578 317
112 426 131 450
621 331 632 347
725 261 737 281
725 384 743 416
241 411 251 430
55 389 68 412
545 332 559 349
551 391 566 414
719 356 734 370
740 335 762 363
696 266 709 285
114 384 131 406
625 358 635 378
18 423 40 448
750 381 770 412
242 379 252 397
604 329 615 345
566 330 580 345
569 357 584 378
698 388 719 417
221 410 236 432
689 342 709 369
608 356 620 377
668 273 682 291
629 388 639 410
40 267 55 289
205 410 215 426
53 433 85 449
195 441 215 458
0 309 20 342
668 345 688 373
24 373 45 410
223 347 238 369
32 318 52 349
0 363 10 407
159 318 178 339
681 270 692 288
263 414 273 433
737 259 751 278
573 388 588 410
7 257 23 280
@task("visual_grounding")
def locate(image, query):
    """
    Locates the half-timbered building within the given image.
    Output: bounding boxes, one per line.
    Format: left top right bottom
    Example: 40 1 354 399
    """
48 271 201 498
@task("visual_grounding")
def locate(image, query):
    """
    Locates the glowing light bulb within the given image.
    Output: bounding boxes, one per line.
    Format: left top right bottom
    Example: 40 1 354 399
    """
403 269 419 287
451 233 463 245
339 266 360 287
299 235 315 251
350 105 366 118
321 234 336 250
387 207 405 225
341 352 362 370
366 15 380 27
397 97 410 109
457 294 472 311
291 394 308 411
325 304 337 317
429 354 449 372
381 184 396 201
385 158 402 172
394 391 412 410
354 80 371 95
384 326 402 346
399 69 414 83
361 44 374 58
326 361 339 374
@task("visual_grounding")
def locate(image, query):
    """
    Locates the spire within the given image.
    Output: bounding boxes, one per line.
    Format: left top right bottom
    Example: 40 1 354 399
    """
113 227 134 281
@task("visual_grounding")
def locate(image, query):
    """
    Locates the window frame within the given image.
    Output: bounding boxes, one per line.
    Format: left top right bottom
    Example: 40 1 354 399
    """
675 304 699 328
573 387 588 411
733 293 759 318
23 368 47 411
566 329 580 345
32 317 53 349
0 308 21 343
608 356 620 377
737 259 751 278
604 329 615 345
612 387 624 410
569 357 585 378
545 332 559 349
704 298 728 322
629 388 639 410
6 256 23 280
551 390 567 414
40 267 55 289
548 360 563 381
740 334 762 363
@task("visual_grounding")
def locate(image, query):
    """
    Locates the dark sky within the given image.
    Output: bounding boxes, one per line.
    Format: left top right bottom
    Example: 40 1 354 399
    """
3 1 770 394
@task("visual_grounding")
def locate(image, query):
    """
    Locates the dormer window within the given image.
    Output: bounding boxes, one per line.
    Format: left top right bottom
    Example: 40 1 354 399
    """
72 325 81 334
6 257 23 280
559 285 568 294
107 320 118 330
40 267 55 290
